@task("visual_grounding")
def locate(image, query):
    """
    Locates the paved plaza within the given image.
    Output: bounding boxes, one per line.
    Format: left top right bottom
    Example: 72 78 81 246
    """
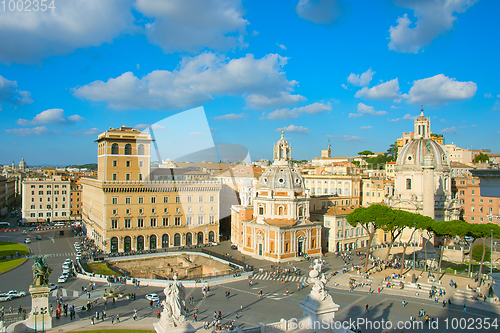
1 217 499 333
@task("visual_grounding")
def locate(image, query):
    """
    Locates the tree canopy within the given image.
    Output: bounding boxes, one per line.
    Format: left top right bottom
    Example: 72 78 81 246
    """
474 153 490 163
357 150 373 157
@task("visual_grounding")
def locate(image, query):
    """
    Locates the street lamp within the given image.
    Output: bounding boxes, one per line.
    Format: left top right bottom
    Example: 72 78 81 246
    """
33 306 38 333
412 221 417 284
40 307 47 333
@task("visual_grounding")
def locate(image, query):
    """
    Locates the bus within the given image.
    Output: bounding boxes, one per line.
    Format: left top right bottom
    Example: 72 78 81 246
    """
0 222 10 229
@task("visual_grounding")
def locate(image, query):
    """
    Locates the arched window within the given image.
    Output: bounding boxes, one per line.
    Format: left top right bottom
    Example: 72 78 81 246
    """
111 143 119 155
125 144 132 155
186 232 192 246
285 243 289 252
258 206 264 215
197 232 204 244
138 144 145 155
137 235 144 251
110 237 118 253
298 206 303 217
150 234 157 249
174 233 181 247
124 236 131 252
278 206 283 215
161 234 169 248
208 231 215 242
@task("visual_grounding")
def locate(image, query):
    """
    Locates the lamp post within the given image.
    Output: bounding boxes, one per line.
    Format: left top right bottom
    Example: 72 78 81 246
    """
487 214 500 300
40 307 47 333
412 222 417 283
33 306 38 333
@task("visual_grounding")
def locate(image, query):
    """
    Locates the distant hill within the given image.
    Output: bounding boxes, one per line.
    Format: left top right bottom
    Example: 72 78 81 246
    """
67 163 98 171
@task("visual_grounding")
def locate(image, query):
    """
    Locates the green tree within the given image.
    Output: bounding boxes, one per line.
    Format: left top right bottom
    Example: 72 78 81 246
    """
386 142 398 161
472 244 491 262
474 153 490 163
381 209 414 262
432 220 470 273
357 150 373 157
366 154 391 169
346 204 390 272
473 223 500 287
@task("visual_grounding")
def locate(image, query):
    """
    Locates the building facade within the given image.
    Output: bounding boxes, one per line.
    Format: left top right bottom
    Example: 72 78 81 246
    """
454 176 500 224
230 133 322 262
21 176 71 223
70 179 82 221
0 176 17 216
81 126 221 253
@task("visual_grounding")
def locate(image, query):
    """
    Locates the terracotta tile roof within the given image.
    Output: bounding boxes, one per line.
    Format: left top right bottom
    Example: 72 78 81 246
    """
264 218 300 227
324 206 357 216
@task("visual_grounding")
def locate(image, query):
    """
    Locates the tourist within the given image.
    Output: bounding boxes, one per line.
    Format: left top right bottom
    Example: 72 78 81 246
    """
116 314 120 323
365 303 369 312
463 304 467 313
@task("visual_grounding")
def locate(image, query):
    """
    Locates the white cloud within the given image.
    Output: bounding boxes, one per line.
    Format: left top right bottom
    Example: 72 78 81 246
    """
328 134 362 141
405 74 477 105
135 123 167 130
189 132 205 136
360 126 372 130
341 84 348 90
70 128 102 135
73 52 303 110
389 118 400 122
440 119 447 123
4 126 51 136
403 113 417 120
136 64 141 70
296 0 345 25
278 124 310 134
441 127 458 134
265 102 332 120
472 124 477 127
17 109 85 126
354 78 401 101
0 75 33 109
349 103 387 118
388 0 477 53
277 43 287 50
484 93 492 98
135 0 248 54
0 0 135 64
213 113 247 120
459 125 467 129
390 105 402 109
347 69 375 87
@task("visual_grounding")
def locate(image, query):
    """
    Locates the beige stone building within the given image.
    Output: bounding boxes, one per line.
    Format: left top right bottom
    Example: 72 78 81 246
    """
361 177 390 206
230 133 322 262
70 179 82 221
0 176 17 216
81 126 221 253
385 161 396 179
21 176 71 223
454 176 500 224
443 144 473 164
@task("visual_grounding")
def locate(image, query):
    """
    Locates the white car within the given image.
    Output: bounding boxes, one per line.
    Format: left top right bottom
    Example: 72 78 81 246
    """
24 238 31 243
145 293 160 302
49 283 58 291
21 230 27 235
0 295 12 302
6 290 26 298
57 275 67 283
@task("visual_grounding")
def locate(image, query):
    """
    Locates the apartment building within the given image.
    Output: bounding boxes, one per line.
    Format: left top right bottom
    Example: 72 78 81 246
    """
454 176 500 224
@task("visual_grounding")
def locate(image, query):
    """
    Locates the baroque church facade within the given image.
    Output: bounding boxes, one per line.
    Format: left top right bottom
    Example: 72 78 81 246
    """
230 132 322 262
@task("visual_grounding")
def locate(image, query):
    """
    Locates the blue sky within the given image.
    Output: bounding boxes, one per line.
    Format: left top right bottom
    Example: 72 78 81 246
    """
0 0 499 165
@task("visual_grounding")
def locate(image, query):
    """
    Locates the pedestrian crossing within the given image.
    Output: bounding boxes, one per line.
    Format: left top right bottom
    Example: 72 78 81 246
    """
51 289 79 298
47 252 76 257
252 273 308 283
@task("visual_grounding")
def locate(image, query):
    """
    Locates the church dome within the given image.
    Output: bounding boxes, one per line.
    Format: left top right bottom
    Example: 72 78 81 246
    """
397 137 450 169
257 131 305 191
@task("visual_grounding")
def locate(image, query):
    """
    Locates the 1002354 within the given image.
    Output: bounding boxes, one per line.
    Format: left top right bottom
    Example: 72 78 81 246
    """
1 0 55 11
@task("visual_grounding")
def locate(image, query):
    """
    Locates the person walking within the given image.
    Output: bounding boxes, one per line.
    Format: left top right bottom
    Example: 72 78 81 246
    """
463 304 467 313
365 303 369 312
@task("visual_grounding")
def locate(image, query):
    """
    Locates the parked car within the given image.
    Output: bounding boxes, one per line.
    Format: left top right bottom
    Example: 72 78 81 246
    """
24 238 31 243
230 245 237 250
49 283 58 291
21 230 27 235
57 275 67 283
0 295 12 302
145 293 159 302
36 235 42 240
6 290 26 298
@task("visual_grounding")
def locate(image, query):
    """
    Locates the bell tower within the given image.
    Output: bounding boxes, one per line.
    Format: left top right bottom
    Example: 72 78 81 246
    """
414 107 431 139
273 130 291 164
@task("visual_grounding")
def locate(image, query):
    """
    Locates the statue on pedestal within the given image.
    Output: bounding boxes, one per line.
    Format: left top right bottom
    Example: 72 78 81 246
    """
29 255 52 286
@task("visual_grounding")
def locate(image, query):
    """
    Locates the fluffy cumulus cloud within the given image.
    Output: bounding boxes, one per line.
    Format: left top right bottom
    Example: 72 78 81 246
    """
389 0 477 53
296 0 345 25
441 126 458 133
347 69 375 87
135 0 248 53
277 43 287 50
213 113 247 120
17 109 85 126
4 126 51 137
278 124 310 133
0 0 135 64
389 118 400 122
349 103 387 118
265 102 332 120
360 125 372 130
403 113 417 120
354 79 401 101
405 74 477 105
73 52 303 110
0 75 33 109
70 128 102 135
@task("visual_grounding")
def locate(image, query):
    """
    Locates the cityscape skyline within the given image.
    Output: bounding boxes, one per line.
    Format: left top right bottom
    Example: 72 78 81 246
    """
1 0 499 165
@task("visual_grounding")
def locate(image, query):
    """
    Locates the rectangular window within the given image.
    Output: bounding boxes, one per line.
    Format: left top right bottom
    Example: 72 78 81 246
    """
125 197 131 204
112 209 117 215
137 218 144 228
162 217 169 226
31 185 35 188
62 185 67 188
111 219 118 229
112 173 117 181
54 191 59 195
46 191 51 195
31 205 35 209
39 191 43 195
139 174 143 181
126 160 131 167
126 173 130 181
139 208 143 214
126 209 130 215
39 185 43 188
186 217 192 225
150 218 156 227
472 199 475 203
31 213 35 217
164 207 168 213
139 161 143 168
187 196 192 203
209 216 215 224
31 191 34 195
152 208 156 214
163 196 169 203
174 217 181 226
125 219 131 228
199 196 203 202
151 196 156 204
175 196 180 203
480 199 483 203
62 212 66 216
406 179 412 190
112 197 118 204
138 197 144 204
460 191 465 195
471 206 475 212
113 160 117 167
198 216 204 225
210 196 214 202
472 190 475 195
